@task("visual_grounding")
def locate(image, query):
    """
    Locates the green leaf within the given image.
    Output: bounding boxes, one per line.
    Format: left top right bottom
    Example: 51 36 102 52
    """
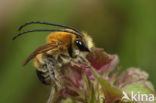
90 67 123 103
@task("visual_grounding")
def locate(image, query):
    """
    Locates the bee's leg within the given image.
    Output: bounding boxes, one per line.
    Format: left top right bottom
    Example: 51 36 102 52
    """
44 56 62 88
44 59 55 80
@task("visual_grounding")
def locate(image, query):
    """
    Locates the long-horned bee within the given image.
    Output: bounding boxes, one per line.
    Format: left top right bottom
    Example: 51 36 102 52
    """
13 21 94 86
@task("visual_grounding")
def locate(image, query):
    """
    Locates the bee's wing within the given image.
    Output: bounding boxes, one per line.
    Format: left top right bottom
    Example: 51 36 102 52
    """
23 42 62 66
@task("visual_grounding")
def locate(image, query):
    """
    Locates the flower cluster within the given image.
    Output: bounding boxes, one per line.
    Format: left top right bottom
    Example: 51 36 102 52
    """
47 48 155 103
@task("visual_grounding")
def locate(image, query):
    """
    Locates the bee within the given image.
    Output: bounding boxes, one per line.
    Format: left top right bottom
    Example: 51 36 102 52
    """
13 21 94 86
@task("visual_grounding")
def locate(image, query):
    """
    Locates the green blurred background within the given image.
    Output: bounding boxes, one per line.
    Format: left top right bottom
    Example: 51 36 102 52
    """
0 0 155 103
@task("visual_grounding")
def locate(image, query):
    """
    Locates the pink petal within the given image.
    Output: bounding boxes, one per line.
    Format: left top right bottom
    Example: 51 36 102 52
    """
86 48 119 75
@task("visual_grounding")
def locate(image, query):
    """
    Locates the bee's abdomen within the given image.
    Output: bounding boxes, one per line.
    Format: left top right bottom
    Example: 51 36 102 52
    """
36 69 51 85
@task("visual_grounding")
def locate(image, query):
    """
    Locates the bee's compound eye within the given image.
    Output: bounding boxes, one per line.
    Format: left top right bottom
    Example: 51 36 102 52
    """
75 40 89 52
76 40 82 46
75 40 83 48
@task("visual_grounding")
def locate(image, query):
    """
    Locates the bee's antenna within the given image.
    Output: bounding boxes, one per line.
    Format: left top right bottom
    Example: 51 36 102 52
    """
18 21 81 34
13 29 80 40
